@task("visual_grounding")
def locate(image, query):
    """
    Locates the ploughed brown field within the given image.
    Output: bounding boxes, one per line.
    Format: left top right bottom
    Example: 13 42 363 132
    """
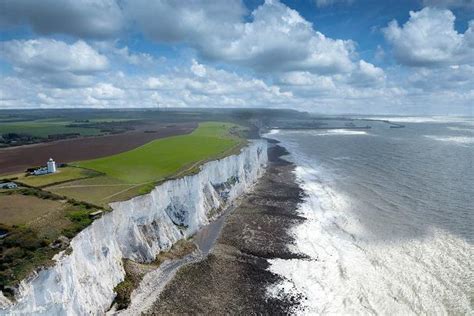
0 122 197 175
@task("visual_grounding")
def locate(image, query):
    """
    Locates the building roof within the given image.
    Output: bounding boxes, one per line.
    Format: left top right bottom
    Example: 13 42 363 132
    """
0 182 17 188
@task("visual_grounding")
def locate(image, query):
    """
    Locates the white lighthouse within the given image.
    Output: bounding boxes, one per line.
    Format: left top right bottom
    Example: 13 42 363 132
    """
47 158 57 173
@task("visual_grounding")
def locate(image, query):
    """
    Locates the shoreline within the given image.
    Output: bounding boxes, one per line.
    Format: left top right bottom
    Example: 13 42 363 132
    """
144 141 307 314
115 201 243 315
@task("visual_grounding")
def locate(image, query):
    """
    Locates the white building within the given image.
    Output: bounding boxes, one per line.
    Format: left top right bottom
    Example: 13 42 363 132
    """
32 167 49 175
47 158 57 173
0 182 17 189
31 158 57 176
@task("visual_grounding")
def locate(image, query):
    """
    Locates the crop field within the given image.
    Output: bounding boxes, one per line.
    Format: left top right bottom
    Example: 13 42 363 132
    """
0 122 196 175
0 120 102 138
44 122 246 206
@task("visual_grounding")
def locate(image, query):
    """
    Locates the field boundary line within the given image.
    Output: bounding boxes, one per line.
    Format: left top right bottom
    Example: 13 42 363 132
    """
53 184 135 189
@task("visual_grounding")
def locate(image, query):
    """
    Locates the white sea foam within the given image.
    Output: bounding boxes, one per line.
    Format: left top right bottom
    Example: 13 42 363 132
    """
447 126 474 132
266 138 473 315
424 135 474 146
314 129 369 136
280 129 369 137
267 129 281 135
366 116 474 125
332 156 353 161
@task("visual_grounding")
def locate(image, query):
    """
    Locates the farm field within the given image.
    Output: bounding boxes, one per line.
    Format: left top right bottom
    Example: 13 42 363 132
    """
0 113 154 150
0 120 102 138
75 122 245 183
0 122 196 175
46 122 246 206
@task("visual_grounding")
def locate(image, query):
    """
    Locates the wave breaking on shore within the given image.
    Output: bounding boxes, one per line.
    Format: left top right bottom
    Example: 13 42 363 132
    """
266 133 472 315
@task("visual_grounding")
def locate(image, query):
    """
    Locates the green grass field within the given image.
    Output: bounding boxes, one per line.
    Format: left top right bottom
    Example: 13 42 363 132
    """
75 122 245 184
47 176 136 207
44 122 246 206
0 120 101 138
12 167 101 187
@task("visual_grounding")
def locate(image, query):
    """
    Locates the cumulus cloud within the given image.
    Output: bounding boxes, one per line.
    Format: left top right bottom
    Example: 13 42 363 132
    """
275 59 385 100
124 0 244 43
92 42 157 68
422 0 474 9
383 7 474 67
216 0 356 73
0 38 109 87
408 64 474 91
1 58 471 114
126 0 357 75
0 61 293 109
315 0 355 7
190 60 207 77
0 0 123 38
88 83 125 100
350 60 386 85
0 0 359 76
0 1 471 114
277 59 384 94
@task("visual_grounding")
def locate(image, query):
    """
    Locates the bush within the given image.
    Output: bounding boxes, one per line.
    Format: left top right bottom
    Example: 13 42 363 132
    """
0 226 55 291
67 210 91 223
63 210 93 238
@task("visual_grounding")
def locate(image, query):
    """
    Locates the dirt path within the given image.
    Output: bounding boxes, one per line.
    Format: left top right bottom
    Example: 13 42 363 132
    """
115 202 239 315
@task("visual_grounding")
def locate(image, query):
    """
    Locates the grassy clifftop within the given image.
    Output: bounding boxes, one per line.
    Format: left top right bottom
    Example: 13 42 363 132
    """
0 121 247 297
75 122 244 184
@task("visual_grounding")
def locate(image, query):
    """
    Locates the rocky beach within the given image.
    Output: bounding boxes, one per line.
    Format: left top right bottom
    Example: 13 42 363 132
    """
145 141 307 314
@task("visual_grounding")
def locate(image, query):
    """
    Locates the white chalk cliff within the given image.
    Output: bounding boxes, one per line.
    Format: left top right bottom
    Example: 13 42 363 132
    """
1 140 267 315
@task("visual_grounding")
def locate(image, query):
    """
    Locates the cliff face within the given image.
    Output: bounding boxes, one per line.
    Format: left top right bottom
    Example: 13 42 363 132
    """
1 140 267 315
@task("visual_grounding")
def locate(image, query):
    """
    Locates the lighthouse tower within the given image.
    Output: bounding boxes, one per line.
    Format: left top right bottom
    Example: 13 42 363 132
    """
47 158 57 173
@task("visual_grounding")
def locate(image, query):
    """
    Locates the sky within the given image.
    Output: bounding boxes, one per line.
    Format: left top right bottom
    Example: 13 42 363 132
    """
0 0 473 115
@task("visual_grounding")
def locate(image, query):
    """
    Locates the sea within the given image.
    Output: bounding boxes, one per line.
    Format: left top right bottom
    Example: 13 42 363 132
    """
266 116 473 315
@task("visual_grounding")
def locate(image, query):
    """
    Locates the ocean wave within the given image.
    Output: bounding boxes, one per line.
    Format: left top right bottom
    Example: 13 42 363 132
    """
365 116 474 125
314 129 369 136
266 129 280 135
424 135 474 145
282 129 369 136
332 156 353 161
447 126 474 132
265 129 369 137
266 144 472 315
